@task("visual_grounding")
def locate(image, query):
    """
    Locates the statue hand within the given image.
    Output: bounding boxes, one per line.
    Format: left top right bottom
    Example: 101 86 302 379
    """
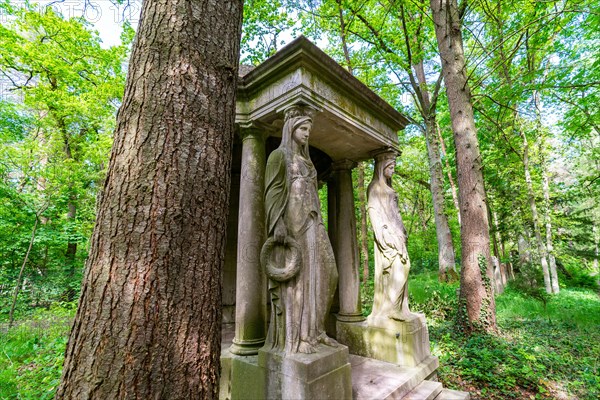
274 220 287 244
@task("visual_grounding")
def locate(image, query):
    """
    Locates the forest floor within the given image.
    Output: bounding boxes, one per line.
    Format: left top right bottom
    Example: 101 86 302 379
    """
409 273 600 400
1 273 599 399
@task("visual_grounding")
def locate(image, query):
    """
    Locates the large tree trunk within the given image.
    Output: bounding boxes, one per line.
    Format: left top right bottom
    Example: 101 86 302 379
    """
430 0 497 333
56 1 243 398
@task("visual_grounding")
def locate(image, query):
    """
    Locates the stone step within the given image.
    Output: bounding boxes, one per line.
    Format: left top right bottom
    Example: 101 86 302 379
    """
350 354 439 400
402 380 443 400
434 388 471 400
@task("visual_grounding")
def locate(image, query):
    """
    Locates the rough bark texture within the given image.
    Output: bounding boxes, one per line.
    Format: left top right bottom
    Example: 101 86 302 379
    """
430 0 497 333
56 1 243 398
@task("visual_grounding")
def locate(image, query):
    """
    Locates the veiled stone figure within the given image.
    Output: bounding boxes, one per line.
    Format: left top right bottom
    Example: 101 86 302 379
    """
367 153 412 321
262 108 338 354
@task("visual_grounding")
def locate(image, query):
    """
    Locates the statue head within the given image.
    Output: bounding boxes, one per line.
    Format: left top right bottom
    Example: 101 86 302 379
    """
281 106 314 158
374 152 397 186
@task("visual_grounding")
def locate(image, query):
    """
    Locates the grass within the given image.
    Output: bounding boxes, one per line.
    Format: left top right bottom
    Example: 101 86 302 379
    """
407 273 600 400
0 306 73 400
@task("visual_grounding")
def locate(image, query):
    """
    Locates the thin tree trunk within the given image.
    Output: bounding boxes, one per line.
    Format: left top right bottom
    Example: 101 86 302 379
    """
593 224 599 279
65 200 77 300
521 130 553 293
425 118 458 281
58 118 79 300
56 1 244 398
413 59 457 282
357 163 370 285
9 215 40 328
492 211 508 284
533 86 560 293
542 161 559 293
436 121 461 225
430 0 496 334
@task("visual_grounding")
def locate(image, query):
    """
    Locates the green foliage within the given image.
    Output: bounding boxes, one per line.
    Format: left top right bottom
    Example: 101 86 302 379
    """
408 272 458 321
413 277 600 399
0 305 74 399
0 3 130 321
508 262 551 311
241 0 297 64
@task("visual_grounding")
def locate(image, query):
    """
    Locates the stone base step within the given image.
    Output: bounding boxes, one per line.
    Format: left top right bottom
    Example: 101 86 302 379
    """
350 354 439 399
403 380 443 400
434 388 471 400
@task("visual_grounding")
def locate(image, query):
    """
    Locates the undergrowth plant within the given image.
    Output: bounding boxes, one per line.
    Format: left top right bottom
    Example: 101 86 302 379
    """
0 304 74 399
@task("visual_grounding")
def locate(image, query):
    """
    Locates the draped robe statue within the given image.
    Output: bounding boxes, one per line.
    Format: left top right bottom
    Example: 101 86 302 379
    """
262 109 338 354
367 153 412 321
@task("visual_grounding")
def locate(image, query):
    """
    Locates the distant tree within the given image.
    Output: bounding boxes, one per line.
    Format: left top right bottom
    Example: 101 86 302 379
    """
56 0 244 398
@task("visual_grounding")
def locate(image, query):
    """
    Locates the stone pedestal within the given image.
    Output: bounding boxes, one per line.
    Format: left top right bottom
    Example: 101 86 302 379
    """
336 313 431 367
258 345 352 400
220 349 266 400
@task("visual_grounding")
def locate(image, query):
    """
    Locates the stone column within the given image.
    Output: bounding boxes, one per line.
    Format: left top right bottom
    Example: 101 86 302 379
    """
332 160 364 322
230 128 267 355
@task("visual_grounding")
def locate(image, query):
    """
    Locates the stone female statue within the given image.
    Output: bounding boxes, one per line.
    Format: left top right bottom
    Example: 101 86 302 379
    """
367 153 412 321
262 108 338 354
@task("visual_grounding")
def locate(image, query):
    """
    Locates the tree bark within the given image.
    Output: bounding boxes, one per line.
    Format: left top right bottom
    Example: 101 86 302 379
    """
56 1 243 398
430 0 497 333
436 121 461 225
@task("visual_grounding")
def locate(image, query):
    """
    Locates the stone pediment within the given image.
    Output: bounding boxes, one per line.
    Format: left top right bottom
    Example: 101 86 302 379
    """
235 36 408 162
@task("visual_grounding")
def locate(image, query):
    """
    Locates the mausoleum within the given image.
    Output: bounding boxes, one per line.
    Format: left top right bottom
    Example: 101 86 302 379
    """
220 36 469 400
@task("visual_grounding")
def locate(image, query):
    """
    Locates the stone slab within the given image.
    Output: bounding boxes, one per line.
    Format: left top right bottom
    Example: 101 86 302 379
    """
350 354 439 400
435 388 471 400
403 380 443 400
337 313 431 367
259 344 352 399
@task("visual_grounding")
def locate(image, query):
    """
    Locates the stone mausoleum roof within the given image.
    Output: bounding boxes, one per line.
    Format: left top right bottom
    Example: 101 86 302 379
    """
235 36 408 162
